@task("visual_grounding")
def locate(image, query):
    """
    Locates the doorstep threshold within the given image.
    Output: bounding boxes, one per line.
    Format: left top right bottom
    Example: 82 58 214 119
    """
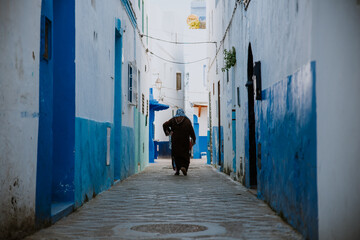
51 201 74 224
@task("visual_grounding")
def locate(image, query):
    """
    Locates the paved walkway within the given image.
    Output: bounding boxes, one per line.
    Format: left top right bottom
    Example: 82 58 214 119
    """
26 159 302 240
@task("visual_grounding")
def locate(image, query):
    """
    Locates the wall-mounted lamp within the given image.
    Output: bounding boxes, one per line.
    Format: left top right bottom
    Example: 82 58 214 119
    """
155 76 162 90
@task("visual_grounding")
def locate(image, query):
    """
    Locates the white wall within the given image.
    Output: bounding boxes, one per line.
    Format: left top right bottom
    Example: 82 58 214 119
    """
150 0 209 142
149 1 186 142
76 0 119 123
207 0 313 176
0 0 42 237
76 0 149 127
312 1 360 239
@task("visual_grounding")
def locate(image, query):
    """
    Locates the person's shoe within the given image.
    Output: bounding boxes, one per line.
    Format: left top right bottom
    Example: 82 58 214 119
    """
180 167 187 176
174 172 180 175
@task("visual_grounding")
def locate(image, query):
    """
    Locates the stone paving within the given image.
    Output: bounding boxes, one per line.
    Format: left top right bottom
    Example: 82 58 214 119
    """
25 159 303 240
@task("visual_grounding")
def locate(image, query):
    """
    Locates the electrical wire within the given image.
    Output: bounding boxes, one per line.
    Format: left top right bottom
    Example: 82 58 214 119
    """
148 50 210 64
140 34 217 45
209 1 240 71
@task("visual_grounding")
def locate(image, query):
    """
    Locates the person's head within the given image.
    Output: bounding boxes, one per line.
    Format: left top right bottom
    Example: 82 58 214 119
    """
175 108 185 117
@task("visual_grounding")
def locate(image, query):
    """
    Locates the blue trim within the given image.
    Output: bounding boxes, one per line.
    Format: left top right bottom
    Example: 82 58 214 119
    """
114 19 123 180
120 0 137 28
193 115 201 159
232 110 236 172
36 0 54 225
36 0 76 225
255 62 318 239
207 130 211 164
52 0 76 204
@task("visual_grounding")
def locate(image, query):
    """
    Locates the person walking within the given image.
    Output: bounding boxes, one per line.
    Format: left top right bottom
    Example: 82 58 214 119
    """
163 109 196 176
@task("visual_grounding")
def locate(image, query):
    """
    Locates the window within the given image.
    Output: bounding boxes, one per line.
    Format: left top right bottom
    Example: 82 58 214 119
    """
213 83 215 95
128 64 133 103
176 73 182 90
138 0 140 9
237 87 240 107
42 17 52 60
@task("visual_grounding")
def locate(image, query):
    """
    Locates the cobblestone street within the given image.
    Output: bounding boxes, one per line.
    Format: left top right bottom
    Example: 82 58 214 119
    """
25 159 302 240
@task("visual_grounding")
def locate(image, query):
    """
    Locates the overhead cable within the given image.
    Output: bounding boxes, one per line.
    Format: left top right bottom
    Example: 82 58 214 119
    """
148 50 210 65
209 1 240 71
140 34 217 45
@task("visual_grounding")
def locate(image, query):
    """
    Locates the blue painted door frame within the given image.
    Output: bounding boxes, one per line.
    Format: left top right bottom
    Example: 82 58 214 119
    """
114 19 123 180
193 115 201 159
36 0 54 225
232 109 236 172
36 0 75 225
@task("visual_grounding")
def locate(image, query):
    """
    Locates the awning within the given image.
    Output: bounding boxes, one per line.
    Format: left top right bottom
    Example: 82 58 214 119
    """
150 99 169 111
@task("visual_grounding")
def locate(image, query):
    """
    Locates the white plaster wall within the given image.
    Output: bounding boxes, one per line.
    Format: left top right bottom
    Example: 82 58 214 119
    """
0 0 42 236
76 0 149 127
76 0 119 123
312 1 360 239
207 0 313 175
149 1 187 141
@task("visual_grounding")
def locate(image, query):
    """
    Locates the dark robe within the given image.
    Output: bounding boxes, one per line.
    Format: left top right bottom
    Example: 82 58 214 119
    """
163 116 196 171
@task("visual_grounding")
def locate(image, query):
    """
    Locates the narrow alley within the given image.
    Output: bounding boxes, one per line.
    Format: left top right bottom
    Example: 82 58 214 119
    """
25 159 301 240
1 0 360 239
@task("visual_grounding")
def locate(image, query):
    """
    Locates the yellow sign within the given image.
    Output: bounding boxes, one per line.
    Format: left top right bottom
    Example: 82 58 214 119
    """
186 14 200 29
187 14 199 24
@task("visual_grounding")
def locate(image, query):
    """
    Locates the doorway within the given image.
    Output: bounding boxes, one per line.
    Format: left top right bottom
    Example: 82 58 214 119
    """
246 43 257 188
114 19 123 180
217 81 222 166
36 0 75 224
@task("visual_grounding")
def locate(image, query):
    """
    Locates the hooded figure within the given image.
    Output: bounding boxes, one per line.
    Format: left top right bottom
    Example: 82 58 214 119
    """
163 109 196 176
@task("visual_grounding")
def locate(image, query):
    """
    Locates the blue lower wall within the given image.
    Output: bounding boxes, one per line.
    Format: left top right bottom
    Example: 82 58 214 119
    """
255 62 318 239
74 118 114 207
212 126 223 166
157 141 171 158
199 136 207 154
74 118 136 208
119 126 136 179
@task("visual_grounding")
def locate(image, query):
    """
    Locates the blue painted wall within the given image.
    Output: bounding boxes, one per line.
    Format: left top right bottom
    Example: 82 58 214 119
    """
193 115 201 159
120 126 136 179
52 0 75 204
36 0 54 224
157 141 171 158
232 110 236 172
244 109 251 188
207 130 211 164
149 103 155 163
36 0 76 224
199 136 207 154
255 62 318 240
114 19 123 180
74 118 114 207
212 126 223 166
